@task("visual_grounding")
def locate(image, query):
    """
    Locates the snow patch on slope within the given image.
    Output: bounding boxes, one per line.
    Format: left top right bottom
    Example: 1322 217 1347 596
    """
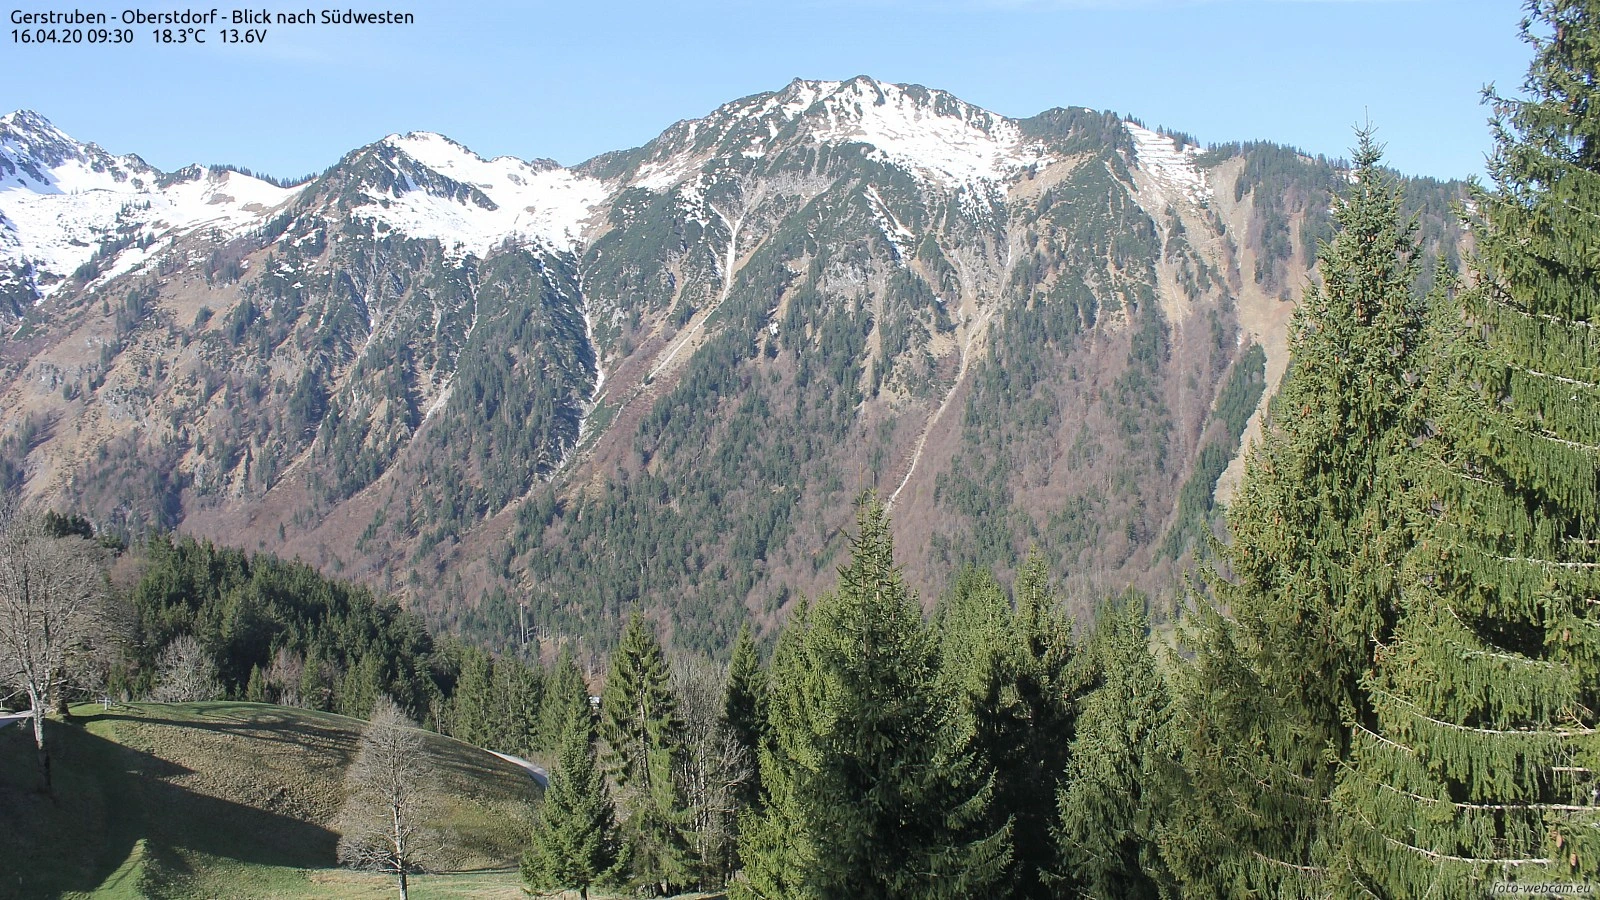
1125 122 1210 205
1 167 296 298
628 78 1049 196
674 176 714 229
863 185 914 261
807 80 1049 191
0 110 305 297
359 133 609 258
635 156 698 193
758 79 838 121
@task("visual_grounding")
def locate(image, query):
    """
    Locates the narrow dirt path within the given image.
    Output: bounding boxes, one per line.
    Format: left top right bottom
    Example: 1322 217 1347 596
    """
885 308 991 512
487 749 548 788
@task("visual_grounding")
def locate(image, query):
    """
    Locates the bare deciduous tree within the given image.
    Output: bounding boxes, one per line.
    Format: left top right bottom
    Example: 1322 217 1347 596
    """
265 646 305 707
0 505 109 790
672 658 752 886
151 634 222 703
336 696 442 900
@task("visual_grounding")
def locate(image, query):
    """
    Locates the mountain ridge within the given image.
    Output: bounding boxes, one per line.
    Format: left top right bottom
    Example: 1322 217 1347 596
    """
0 76 1218 300
0 78 1464 651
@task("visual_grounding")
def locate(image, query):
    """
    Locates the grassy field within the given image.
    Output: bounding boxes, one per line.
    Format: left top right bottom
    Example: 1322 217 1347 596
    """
0 702 542 899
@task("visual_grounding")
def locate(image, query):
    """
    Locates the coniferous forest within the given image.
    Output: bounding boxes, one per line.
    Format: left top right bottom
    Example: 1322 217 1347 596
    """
7 2 1600 898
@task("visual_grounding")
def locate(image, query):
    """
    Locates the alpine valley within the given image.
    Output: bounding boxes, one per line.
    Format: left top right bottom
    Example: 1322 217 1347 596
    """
0 79 1464 652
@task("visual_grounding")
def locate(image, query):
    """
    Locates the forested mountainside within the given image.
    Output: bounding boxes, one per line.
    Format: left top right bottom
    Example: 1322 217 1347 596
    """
0 79 1464 650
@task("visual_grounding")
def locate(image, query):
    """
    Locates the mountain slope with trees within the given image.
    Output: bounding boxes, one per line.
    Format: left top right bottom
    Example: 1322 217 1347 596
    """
0 81 1466 652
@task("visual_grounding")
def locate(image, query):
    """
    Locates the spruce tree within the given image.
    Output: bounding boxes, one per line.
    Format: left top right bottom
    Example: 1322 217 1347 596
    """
450 646 495 747
723 622 768 809
935 555 1075 899
524 664 623 900
493 658 543 757
541 648 589 754
1161 605 1282 896
732 601 818 900
599 612 691 894
1055 594 1176 898
1336 3 1600 889
246 664 267 703
734 499 1011 900
1173 126 1425 894
1223 125 1423 756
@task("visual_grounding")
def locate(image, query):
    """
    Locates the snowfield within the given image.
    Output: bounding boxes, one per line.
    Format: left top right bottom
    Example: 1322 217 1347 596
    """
629 77 1052 195
358 132 610 258
1125 121 1211 205
804 79 1050 191
0 111 299 297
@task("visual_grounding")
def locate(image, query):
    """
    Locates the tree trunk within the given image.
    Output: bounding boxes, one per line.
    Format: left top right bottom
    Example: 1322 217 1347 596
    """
27 687 51 792
397 870 408 900
31 709 51 791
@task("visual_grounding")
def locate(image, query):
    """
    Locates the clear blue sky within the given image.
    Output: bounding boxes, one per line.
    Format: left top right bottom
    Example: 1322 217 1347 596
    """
5 0 1528 181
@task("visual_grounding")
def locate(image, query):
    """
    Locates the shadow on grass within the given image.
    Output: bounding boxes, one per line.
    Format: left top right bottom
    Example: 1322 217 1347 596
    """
79 704 358 757
78 704 536 793
0 716 339 900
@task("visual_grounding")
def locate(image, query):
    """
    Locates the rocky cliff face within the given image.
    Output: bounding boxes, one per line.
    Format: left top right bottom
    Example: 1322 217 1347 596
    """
0 80 1462 650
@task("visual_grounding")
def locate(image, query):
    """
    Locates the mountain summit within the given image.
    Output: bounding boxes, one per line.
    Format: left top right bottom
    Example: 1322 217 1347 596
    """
319 132 607 258
604 77 1055 194
0 110 294 303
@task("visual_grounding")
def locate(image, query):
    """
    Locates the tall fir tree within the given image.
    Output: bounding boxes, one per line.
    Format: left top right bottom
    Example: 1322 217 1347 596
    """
246 664 267 703
1172 126 1426 895
492 657 543 757
732 600 818 900
599 611 692 895
734 499 1011 900
934 555 1076 899
449 645 495 748
723 622 769 810
524 663 623 899
1054 593 1176 898
541 648 590 753
1161 603 1285 895
1335 2 1600 890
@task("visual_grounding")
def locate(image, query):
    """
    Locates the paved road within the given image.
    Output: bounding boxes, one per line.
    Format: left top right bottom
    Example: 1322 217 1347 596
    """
0 711 29 730
487 749 549 788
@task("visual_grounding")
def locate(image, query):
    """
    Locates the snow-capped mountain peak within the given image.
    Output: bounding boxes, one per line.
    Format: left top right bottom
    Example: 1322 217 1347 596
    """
382 131 559 180
625 76 1050 194
0 109 156 195
800 77 1046 190
0 110 298 298
346 131 610 257
770 78 840 118
0 93 1220 307
0 115 617 302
